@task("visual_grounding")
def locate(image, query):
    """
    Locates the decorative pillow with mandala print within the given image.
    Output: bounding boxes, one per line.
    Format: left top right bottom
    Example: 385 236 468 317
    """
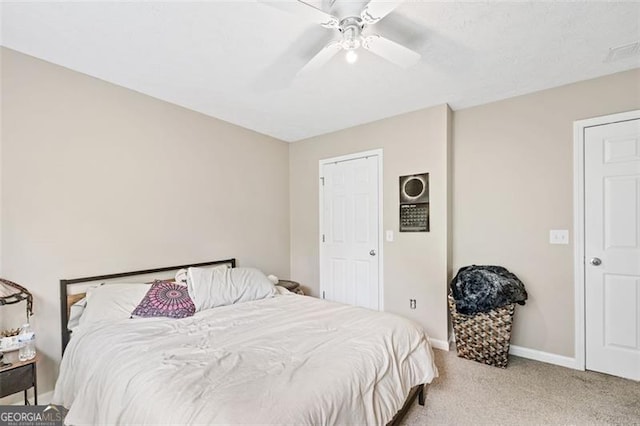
131 281 195 319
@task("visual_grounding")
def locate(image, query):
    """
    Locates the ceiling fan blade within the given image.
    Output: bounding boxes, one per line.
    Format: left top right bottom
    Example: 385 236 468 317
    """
361 0 405 25
252 26 335 92
363 34 420 68
297 41 343 76
297 0 340 28
259 0 339 28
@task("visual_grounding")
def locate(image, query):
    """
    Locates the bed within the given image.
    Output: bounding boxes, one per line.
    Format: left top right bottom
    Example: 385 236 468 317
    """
54 259 438 425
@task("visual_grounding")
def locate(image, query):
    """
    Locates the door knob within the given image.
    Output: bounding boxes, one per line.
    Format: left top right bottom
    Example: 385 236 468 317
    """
590 257 602 266
369 250 376 256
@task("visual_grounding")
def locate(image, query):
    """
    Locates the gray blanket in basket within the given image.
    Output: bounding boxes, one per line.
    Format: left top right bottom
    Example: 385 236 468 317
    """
450 265 527 315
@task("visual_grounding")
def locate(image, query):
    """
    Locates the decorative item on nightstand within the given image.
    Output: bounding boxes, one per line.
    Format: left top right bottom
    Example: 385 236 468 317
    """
0 278 33 318
1 278 34 357
0 278 38 404
277 280 305 296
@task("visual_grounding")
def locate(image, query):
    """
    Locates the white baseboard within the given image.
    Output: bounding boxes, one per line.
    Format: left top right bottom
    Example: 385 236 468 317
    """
509 345 582 370
429 338 450 351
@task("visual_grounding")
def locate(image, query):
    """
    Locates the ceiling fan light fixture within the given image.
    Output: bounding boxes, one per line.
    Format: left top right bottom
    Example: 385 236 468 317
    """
342 38 361 50
340 21 362 51
345 50 358 64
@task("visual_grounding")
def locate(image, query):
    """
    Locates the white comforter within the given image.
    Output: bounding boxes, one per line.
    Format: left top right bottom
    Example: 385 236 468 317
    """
53 293 437 425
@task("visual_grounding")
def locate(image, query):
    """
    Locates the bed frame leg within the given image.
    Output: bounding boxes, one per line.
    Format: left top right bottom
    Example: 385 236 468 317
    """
418 384 425 406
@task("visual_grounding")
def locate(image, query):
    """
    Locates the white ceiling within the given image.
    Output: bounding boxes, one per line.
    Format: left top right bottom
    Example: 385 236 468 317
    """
1 1 639 142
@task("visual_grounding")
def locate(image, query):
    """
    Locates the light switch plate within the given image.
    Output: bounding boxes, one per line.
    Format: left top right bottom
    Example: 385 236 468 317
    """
549 229 569 245
386 230 394 242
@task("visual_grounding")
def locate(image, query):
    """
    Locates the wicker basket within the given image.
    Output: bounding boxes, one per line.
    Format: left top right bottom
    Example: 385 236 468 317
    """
448 294 515 368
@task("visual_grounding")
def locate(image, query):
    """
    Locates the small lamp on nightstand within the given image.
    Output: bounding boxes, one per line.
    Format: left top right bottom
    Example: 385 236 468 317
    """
0 278 33 316
0 278 39 405
0 278 34 365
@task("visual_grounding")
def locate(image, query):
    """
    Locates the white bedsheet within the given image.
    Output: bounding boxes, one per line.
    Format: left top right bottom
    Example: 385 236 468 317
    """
53 294 437 425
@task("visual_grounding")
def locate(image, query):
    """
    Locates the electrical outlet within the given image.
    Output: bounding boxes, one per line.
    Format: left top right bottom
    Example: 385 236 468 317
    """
410 299 416 309
550 230 569 245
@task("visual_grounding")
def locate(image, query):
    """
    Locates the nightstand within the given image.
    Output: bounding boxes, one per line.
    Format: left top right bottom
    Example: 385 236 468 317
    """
0 354 39 405
277 280 305 295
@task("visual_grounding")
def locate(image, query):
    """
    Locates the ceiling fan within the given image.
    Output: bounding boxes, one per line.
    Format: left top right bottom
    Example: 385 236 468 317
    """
264 0 421 75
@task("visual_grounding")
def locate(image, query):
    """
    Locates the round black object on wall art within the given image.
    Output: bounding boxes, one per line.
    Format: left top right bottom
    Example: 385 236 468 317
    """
404 177 424 197
399 173 429 203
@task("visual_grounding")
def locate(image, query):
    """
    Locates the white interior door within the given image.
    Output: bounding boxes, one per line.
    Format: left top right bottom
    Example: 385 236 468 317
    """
320 153 381 310
584 118 640 381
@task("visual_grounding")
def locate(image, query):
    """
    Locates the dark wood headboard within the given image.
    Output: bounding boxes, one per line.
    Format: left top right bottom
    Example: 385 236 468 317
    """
59 258 236 355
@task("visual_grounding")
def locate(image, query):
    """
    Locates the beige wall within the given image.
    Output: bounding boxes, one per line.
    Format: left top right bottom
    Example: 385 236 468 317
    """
290 68 640 359
453 68 640 357
289 105 451 343
0 48 290 399
1 45 637 405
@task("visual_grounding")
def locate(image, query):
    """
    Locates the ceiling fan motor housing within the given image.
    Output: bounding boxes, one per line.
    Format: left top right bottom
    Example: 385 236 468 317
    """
339 17 365 50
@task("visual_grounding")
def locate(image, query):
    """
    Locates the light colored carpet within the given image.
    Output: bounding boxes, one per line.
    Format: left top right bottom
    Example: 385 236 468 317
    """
401 349 640 425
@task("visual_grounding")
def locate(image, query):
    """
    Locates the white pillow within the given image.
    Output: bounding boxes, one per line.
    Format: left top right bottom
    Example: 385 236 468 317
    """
67 297 87 331
174 268 188 285
175 263 229 285
79 283 151 326
187 267 275 311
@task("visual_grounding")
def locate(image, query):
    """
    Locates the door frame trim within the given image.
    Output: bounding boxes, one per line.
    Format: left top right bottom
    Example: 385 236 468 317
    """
318 149 384 311
573 109 640 371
